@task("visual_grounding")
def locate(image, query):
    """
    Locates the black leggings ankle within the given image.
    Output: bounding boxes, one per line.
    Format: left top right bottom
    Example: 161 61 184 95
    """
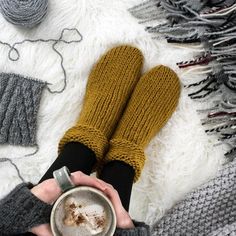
39 142 135 211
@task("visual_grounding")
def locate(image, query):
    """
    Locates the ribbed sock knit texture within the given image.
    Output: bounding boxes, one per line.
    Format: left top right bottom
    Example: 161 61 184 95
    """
105 65 181 181
59 45 143 161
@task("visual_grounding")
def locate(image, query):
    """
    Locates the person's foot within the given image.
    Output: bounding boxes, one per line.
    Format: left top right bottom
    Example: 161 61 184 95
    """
104 65 181 181
59 45 143 163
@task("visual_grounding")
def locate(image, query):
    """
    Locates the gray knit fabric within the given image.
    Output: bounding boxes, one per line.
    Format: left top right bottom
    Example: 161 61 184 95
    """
210 222 236 236
0 73 46 146
151 159 236 236
115 221 150 236
0 183 52 235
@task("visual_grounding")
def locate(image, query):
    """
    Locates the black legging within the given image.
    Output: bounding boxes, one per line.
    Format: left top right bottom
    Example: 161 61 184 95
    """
39 142 135 211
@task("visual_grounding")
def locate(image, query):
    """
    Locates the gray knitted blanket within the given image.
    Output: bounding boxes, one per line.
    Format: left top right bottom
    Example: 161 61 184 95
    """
151 159 236 236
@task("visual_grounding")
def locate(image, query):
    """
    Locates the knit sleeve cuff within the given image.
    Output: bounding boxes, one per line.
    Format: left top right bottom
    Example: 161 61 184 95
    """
114 220 150 236
0 183 52 235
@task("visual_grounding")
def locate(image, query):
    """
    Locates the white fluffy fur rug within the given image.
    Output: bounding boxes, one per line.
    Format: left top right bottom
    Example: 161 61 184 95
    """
0 0 226 225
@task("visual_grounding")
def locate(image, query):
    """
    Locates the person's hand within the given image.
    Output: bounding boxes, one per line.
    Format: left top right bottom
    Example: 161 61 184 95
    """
29 171 134 236
97 179 135 229
29 171 107 236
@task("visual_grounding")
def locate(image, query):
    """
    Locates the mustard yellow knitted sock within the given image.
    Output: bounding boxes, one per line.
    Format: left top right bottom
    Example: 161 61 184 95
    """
59 45 143 163
104 65 181 182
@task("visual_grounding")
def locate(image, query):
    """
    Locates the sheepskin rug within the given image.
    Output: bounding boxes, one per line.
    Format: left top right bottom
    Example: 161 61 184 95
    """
0 0 226 226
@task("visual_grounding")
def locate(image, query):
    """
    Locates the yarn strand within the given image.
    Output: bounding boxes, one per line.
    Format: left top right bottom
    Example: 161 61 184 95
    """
0 28 83 93
0 158 25 182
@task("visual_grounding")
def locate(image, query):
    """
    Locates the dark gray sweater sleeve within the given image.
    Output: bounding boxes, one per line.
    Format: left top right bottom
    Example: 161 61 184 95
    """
0 183 52 235
114 221 150 236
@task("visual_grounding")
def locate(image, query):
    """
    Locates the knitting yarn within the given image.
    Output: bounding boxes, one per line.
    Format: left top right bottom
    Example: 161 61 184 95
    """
0 0 48 28
0 28 83 93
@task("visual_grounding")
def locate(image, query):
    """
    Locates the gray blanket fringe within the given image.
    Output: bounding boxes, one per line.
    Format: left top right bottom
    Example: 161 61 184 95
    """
129 0 236 160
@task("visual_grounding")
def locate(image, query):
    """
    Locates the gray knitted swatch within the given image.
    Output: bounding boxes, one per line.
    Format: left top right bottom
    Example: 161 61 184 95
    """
0 73 46 146
151 159 236 236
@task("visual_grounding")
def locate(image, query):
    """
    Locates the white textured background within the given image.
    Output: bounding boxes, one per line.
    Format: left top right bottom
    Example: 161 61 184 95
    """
0 0 226 225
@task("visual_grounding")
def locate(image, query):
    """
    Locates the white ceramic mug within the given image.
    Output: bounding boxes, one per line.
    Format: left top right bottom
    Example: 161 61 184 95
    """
50 166 117 236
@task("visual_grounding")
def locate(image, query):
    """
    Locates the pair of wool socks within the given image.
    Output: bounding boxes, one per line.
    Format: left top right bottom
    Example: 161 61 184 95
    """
59 45 180 181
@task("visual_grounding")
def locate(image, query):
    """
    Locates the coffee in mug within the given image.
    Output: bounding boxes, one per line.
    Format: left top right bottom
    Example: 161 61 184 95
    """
50 167 116 236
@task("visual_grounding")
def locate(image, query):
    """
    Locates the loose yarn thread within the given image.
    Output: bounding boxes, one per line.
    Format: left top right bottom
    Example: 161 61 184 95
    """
0 158 25 182
0 28 83 93
0 0 48 28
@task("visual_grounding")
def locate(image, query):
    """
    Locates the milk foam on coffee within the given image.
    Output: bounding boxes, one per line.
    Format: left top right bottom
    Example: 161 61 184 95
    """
64 197 105 234
55 191 112 236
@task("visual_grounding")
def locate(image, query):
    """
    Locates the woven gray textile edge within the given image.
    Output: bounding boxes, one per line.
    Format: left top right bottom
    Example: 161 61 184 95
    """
151 159 236 236
129 0 236 159
0 73 46 146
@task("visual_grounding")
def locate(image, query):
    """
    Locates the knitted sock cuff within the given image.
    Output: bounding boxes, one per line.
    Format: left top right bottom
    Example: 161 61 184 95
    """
104 138 146 182
58 124 108 161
